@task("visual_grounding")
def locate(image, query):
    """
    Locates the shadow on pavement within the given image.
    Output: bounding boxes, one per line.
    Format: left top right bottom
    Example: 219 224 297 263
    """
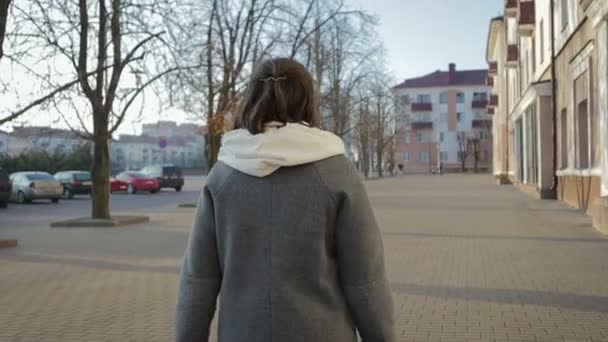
391 282 608 313
383 231 608 244
1 252 181 274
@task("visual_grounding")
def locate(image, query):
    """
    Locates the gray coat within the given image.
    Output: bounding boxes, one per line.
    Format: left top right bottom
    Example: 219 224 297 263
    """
175 155 395 342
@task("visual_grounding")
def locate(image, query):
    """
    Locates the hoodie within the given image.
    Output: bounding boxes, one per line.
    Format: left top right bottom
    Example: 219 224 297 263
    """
218 122 346 177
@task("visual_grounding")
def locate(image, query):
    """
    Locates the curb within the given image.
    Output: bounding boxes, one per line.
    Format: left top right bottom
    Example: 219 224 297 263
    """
0 239 18 249
50 215 150 228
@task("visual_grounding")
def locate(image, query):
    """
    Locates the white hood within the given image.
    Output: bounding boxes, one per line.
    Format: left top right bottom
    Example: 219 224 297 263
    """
218 122 345 177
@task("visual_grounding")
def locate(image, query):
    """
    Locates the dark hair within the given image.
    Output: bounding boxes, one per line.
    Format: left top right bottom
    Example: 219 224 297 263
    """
235 58 320 134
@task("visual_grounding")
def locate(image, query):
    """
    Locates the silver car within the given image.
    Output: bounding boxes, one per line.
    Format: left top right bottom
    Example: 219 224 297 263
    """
9 171 63 204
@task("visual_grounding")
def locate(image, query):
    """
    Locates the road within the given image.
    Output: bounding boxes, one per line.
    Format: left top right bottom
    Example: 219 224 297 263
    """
0 175 205 228
1 174 608 341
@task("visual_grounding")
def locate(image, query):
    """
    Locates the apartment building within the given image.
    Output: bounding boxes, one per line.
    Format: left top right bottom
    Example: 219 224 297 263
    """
110 122 206 172
392 63 493 173
486 0 608 233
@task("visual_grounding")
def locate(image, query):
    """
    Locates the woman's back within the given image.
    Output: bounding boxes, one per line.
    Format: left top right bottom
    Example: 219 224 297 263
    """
175 58 394 342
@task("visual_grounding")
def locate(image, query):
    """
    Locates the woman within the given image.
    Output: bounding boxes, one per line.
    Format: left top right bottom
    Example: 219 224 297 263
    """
175 58 395 342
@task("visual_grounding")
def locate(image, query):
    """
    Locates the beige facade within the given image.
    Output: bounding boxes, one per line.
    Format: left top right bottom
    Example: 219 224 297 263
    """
486 0 608 234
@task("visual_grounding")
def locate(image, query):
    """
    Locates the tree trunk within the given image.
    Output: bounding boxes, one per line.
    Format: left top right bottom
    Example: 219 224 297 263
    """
91 111 111 219
376 147 383 178
206 133 221 169
0 0 11 62
362 149 370 179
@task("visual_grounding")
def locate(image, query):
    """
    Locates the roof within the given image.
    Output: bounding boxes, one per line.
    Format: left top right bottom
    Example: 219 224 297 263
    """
393 69 488 89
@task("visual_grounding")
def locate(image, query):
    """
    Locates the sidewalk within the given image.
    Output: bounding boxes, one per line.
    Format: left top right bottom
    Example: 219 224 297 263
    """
1 175 608 341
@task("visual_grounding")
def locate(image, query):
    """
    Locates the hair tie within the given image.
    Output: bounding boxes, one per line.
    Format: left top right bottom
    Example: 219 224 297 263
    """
260 76 287 82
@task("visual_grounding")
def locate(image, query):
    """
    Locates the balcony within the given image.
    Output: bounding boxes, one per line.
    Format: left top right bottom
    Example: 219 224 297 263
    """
518 1 535 36
506 44 518 68
487 76 494 87
411 121 433 130
505 0 518 17
488 61 498 75
487 107 495 115
489 94 499 108
411 102 432 112
472 99 488 109
472 119 493 129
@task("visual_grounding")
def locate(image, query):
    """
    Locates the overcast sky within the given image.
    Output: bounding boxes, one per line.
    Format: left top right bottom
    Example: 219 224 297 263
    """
1 0 503 134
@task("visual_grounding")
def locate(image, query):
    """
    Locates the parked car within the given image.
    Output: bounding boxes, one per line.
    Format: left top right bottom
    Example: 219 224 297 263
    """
0 167 11 208
140 165 184 192
54 171 93 199
115 171 160 194
9 171 62 204
110 177 128 193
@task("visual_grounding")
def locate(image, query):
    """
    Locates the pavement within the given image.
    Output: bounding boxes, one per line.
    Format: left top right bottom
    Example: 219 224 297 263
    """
1 174 608 341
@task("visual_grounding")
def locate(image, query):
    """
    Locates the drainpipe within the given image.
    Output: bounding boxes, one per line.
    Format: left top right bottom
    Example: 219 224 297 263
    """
550 0 559 198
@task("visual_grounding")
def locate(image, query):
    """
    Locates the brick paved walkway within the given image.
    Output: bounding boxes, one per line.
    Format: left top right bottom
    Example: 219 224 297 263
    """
1 175 608 341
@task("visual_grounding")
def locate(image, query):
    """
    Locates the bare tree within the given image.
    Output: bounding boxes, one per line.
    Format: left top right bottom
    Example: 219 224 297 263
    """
0 0 10 62
370 78 396 178
3 0 187 219
467 133 482 174
457 132 469 172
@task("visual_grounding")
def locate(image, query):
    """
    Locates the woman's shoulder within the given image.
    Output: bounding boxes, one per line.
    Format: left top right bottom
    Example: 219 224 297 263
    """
204 162 235 196
312 155 363 195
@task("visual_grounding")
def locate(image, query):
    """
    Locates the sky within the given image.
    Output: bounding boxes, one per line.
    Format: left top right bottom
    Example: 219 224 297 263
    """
354 0 503 82
1 0 503 135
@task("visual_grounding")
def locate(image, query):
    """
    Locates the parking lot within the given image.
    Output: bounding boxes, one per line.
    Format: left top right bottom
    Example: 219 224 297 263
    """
0 175 205 228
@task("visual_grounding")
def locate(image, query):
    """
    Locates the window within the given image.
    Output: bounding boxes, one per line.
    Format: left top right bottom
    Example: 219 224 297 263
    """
479 131 489 141
417 94 431 103
404 133 411 144
577 99 589 169
439 92 448 104
418 152 430 162
540 19 544 64
561 0 569 30
456 92 465 103
480 151 488 162
440 151 448 161
403 152 411 161
574 70 595 169
417 113 430 122
560 108 568 169
457 112 463 122
532 36 536 73
417 132 424 143
440 113 449 122
439 132 445 142
473 92 487 101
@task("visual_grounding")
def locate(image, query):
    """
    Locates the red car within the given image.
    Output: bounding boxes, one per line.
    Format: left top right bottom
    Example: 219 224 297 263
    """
110 177 129 193
114 171 160 194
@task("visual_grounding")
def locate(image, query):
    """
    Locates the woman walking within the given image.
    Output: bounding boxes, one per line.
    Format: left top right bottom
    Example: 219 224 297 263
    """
175 58 395 342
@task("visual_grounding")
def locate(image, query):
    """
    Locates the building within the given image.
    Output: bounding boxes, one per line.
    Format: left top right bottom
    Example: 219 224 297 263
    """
9 126 86 155
486 0 608 234
111 122 206 172
392 63 493 173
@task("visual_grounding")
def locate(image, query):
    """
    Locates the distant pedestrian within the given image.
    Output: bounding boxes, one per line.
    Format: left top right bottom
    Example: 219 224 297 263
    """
175 58 396 342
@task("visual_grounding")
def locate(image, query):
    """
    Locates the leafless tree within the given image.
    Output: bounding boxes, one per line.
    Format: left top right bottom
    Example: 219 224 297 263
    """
0 0 11 62
457 132 469 172
2 0 188 219
467 133 482 174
